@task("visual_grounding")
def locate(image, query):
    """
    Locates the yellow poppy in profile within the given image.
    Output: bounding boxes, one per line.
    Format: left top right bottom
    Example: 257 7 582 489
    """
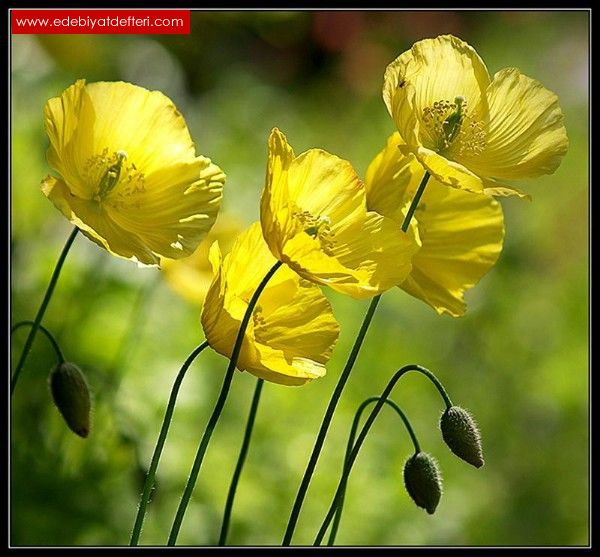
383 35 568 197
161 215 243 305
260 128 420 300
365 132 505 317
42 80 225 266
201 222 340 386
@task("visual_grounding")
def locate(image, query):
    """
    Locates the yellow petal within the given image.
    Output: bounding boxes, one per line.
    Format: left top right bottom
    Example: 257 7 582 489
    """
254 278 339 362
365 132 423 223
201 222 340 386
42 175 157 265
44 79 93 198
458 68 569 180
107 159 224 260
42 80 225 265
416 147 486 194
383 35 490 152
85 81 197 173
365 134 505 316
260 129 420 299
161 215 243 305
400 182 504 316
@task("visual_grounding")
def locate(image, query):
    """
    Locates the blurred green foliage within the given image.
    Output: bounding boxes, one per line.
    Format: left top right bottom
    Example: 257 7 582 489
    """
10 10 588 546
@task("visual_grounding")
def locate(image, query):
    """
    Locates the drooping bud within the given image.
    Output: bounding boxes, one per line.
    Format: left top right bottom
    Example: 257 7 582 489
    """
403 452 442 514
48 362 91 438
440 406 484 468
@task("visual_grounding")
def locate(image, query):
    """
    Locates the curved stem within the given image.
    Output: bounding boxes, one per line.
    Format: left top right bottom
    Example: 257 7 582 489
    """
314 364 452 545
328 396 419 546
218 378 264 545
282 169 427 545
129 340 209 546
11 226 79 395
401 171 431 233
282 294 381 545
11 320 65 364
167 261 282 546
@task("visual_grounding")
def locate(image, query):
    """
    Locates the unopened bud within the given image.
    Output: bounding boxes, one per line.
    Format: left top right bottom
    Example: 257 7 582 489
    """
403 452 442 514
48 362 91 438
440 406 484 468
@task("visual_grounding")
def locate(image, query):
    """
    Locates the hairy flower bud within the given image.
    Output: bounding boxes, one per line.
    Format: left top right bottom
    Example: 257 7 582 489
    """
403 452 442 514
48 362 91 438
440 406 484 468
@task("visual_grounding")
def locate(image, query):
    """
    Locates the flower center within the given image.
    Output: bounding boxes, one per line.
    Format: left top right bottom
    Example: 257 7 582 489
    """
292 209 336 256
422 96 486 156
86 148 145 206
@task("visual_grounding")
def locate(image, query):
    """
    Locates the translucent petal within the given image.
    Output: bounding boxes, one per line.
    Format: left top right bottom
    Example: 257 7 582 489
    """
107 158 224 260
42 80 225 264
458 68 569 180
200 223 340 386
383 35 490 151
42 176 158 265
365 134 505 316
260 128 420 299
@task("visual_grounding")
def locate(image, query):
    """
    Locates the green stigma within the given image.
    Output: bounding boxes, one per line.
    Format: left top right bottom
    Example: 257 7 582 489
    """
97 150 128 198
304 216 331 239
442 96 465 146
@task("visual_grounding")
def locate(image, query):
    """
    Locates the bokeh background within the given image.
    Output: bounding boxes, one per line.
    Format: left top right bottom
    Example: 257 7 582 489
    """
10 10 589 546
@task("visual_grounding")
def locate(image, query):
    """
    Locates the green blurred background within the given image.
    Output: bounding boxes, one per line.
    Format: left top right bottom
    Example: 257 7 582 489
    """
10 10 589 546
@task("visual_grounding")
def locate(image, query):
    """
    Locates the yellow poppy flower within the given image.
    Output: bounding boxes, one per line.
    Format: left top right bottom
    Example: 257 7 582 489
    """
161 215 243 305
260 128 420 300
41 79 225 266
383 35 568 197
201 222 340 386
365 132 505 317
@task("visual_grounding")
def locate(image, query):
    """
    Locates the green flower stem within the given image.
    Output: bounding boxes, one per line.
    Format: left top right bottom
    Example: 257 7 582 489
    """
11 320 65 364
282 170 429 545
328 396 419 546
218 377 264 545
282 293 381 545
401 171 431 233
314 364 452 545
167 261 282 546
129 340 210 546
11 226 79 395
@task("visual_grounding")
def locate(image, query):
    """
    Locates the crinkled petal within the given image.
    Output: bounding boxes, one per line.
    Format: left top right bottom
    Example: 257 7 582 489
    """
383 35 490 151
201 223 340 385
42 175 158 265
82 81 197 173
201 241 262 367
459 68 569 180
261 128 419 299
400 181 504 316
107 158 224 260
255 279 339 362
248 345 327 386
44 80 94 198
366 134 505 316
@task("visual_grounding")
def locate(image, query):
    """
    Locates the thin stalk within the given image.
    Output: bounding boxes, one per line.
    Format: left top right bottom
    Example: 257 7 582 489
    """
328 396 419 546
167 261 282 546
129 341 210 546
314 364 452 545
11 320 65 364
282 170 430 545
11 226 79 395
282 294 381 545
401 171 431 233
218 378 264 545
